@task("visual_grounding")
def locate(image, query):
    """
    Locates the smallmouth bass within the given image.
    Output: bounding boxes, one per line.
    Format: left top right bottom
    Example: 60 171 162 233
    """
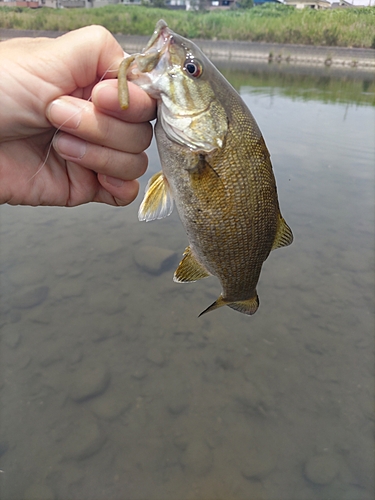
118 20 293 316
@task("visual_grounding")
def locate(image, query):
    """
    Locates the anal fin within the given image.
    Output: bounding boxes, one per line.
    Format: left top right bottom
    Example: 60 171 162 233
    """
272 214 293 250
138 171 173 222
174 246 211 283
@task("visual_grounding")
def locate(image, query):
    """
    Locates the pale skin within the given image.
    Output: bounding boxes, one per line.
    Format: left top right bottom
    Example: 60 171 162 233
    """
0 25 156 207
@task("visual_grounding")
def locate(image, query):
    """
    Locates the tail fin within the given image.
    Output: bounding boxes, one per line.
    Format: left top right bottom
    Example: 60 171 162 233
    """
198 294 259 317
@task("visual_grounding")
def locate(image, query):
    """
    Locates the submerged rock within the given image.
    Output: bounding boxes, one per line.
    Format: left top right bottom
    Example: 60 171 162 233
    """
181 440 213 477
12 285 49 309
90 391 131 420
134 245 177 275
146 347 165 367
241 448 276 480
39 345 63 367
70 363 111 402
23 484 55 500
8 263 47 287
89 292 124 315
165 380 190 415
2 324 22 348
61 418 106 461
304 454 340 485
53 280 84 300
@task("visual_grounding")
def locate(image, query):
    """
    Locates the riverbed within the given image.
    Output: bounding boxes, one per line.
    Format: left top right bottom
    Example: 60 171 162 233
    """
0 48 374 500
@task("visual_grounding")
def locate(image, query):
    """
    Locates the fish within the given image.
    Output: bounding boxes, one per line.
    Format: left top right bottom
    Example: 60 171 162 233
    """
118 20 293 316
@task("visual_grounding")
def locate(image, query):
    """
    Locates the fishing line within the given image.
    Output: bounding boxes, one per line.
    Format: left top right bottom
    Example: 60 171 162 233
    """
27 63 120 183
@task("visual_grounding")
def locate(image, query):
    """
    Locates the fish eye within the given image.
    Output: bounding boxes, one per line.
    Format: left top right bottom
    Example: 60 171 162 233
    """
184 60 203 78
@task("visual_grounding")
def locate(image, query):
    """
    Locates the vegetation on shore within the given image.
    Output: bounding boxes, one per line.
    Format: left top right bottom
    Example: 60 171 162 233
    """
0 4 374 48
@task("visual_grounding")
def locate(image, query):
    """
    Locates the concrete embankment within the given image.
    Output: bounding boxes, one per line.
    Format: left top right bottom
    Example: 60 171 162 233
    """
1 28 374 70
119 34 375 70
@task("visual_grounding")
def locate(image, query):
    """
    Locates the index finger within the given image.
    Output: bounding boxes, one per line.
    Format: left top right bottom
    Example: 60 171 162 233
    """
92 80 157 123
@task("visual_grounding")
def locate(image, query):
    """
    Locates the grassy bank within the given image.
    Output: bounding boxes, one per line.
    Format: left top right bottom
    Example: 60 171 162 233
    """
1 4 374 48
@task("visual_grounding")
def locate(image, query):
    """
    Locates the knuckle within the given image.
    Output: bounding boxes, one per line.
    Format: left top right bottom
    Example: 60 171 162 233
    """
135 123 153 152
97 114 112 144
138 152 149 176
97 145 112 172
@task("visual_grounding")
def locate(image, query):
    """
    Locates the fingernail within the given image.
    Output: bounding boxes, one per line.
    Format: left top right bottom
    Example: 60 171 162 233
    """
48 99 82 129
104 175 125 187
54 134 87 159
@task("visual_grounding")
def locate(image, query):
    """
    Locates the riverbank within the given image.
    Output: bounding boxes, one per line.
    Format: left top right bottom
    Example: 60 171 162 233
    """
1 4 375 48
1 28 374 70
119 34 375 70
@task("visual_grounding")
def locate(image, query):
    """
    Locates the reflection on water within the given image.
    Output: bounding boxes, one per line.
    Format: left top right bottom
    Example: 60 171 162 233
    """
0 67 374 500
219 61 375 107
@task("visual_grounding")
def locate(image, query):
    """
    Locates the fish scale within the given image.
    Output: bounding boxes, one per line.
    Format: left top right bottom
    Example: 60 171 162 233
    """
118 20 293 316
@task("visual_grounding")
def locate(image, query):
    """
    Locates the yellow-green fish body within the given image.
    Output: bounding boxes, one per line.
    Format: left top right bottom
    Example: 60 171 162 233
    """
119 20 293 316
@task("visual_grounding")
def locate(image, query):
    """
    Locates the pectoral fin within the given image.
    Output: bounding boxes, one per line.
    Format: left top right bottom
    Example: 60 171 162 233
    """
138 171 174 222
174 246 211 283
272 214 293 250
198 294 259 317
190 155 225 195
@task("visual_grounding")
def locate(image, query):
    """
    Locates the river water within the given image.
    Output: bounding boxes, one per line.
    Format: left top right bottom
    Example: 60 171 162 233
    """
0 62 374 500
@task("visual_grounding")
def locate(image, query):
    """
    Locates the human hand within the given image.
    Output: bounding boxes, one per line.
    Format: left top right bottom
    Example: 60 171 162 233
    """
0 26 156 207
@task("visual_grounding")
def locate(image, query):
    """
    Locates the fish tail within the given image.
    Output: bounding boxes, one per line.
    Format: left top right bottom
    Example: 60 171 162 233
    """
198 294 259 317
227 294 259 315
198 295 227 317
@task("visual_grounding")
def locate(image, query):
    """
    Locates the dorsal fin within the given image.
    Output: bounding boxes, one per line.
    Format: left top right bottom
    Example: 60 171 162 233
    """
272 214 293 250
138 171 174 222
173 247 211 283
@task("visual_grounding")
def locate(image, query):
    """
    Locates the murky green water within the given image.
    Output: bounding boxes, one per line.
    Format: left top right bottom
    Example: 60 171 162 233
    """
0 64 374 500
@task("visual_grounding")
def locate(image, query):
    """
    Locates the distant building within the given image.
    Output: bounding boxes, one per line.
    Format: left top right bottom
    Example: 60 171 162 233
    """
0 0 39 6
254 0 282 4
284 0 330 8
209 0 234 7
0 0 372 9
60 0 85 5
167 0 188 8
330 0 354 6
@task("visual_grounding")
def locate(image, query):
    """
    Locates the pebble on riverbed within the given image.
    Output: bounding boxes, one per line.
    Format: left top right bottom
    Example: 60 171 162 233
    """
241 447 277 481
90 389 132 420
60 418 106 461
146 347 166 367
1 323 22 349
304 454 340 485
69 363 111 402
23 484 55 500
181 440 213 477
134 245 177 275
12 285 49 309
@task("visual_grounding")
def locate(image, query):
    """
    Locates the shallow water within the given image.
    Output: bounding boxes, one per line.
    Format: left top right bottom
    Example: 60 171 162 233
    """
0 65 374 500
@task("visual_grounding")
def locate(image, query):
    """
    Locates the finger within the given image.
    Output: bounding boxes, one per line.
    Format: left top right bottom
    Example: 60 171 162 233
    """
53 26 125 90
91 80 157 123
64 160 140 207
53 132 148 180
96 175 140 206
46 96 153 154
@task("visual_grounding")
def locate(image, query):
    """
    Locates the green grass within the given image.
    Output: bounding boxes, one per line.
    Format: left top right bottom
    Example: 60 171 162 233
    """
1 4 375 48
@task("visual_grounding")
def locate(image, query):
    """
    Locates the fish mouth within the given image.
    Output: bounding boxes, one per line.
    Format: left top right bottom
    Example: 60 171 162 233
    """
143 19 170 53
123 20 227 152
126 20 172 84
126 22 212 118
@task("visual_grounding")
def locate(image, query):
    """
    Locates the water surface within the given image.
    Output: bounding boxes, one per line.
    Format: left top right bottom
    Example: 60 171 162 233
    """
0 65 374 500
